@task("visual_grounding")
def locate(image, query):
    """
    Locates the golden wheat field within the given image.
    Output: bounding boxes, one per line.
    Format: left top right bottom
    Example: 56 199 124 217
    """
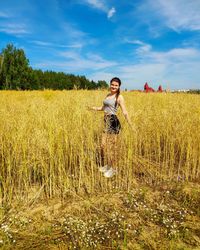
0 90 200 249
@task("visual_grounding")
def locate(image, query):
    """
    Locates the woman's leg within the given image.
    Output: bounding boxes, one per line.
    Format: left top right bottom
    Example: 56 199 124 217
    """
101 133 119 167
100 133 107 166
101 115 121 168
107 134 119 167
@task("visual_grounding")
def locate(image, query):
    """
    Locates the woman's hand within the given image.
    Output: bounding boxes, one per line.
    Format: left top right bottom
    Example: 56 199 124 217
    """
86 106 93 111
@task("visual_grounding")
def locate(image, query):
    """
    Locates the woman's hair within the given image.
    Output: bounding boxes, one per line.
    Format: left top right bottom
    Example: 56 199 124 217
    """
110 77 121 107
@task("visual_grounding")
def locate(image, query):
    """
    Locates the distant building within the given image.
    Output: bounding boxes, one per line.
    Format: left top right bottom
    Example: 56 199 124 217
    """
157 85 163 92
144 82 155 92
129 82 165 92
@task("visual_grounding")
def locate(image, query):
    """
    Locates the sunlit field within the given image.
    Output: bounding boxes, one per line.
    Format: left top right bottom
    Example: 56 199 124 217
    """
0 90 200 249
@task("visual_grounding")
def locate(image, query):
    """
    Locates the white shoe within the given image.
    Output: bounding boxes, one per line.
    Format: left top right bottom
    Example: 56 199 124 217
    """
104 168 116 178
99 165 109 173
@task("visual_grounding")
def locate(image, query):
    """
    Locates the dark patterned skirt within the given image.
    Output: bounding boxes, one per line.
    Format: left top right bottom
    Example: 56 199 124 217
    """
104 114 121 134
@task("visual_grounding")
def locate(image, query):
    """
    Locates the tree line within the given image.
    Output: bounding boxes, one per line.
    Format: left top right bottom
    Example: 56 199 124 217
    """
0 44 108 90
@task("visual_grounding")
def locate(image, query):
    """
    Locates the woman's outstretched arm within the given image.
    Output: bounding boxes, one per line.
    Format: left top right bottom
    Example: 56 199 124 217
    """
88 105 104 111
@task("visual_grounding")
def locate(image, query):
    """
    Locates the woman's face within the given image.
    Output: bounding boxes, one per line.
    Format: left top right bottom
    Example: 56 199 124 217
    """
110 81 120 93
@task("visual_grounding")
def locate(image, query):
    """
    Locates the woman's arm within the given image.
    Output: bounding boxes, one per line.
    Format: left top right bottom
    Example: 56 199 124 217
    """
88 105 104 111
88 93 111 112
118 95 136 131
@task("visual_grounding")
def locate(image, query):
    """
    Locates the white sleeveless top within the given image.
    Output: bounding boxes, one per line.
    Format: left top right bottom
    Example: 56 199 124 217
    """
103 95 119 115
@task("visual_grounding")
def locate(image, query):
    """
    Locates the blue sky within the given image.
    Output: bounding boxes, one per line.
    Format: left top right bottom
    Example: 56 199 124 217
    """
0 0 200 90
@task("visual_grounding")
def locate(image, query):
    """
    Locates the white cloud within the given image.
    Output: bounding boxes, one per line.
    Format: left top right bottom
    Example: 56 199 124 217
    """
125 46 200 89
136 44 152 54
125 38 200 63
60 51 117 70
124 39 152 55
139 47 200 64
62 22 87 40
125 39 146 46
158 0 200 31
31 40 83 49
35 51 117 72
0 11 9 18
58 22 99 49
119 63 166 89
87 44 200 90
85 0 106 11
146 0 200 31
0 23 29 35
107 7 116 19
81 0 116 19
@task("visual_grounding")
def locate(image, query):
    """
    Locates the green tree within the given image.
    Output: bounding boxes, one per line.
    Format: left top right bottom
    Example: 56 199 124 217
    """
0 54 4 89
97 80 108 89
0 43 109 90
0 44 30 89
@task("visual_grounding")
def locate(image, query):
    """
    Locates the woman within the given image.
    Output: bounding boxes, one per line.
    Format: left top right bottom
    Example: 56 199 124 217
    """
89 77 133 177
